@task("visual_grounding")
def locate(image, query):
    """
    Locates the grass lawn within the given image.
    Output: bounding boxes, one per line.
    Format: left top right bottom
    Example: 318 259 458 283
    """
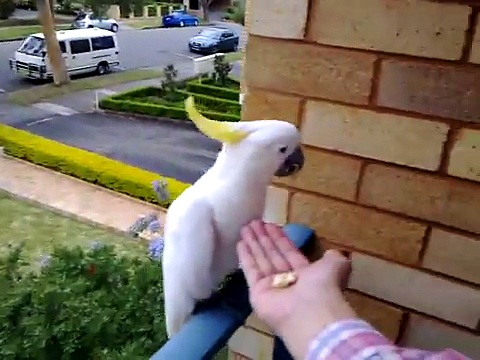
123 17 162 29
0 190 146 268
0 23 72 42
224 51 243 63
7 68 163 105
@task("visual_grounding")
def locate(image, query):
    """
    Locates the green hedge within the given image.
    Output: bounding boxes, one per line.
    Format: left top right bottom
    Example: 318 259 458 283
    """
100 97 241 122
100 86 241 122
0 124 190 207
186 81 240 101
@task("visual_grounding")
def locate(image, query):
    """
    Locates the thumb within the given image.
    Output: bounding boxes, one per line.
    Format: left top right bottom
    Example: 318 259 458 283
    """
311 249 352 289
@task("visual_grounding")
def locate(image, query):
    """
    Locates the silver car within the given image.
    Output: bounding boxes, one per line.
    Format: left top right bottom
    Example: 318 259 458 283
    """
72 12 119 33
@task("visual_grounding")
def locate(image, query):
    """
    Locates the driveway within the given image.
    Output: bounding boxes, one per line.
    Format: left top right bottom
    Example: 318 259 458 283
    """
5 112 219 184
0 23 243 93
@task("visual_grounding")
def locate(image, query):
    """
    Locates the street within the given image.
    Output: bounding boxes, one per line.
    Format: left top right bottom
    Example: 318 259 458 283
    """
0 23 243 93
8 112 219 184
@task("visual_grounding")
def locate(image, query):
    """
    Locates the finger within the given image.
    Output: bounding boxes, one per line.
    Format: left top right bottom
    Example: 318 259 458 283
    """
266 223 309 269
237 240 262 288
315 250 352 289
251 221 291 273
242 223 275 276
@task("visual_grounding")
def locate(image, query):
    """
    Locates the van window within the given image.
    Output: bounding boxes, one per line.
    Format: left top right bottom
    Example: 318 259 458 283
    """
59 41 66 53
91 36 115 51
70 39 91 54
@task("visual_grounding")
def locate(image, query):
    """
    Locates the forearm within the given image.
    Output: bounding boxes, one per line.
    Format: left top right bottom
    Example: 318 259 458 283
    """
305 319 471 360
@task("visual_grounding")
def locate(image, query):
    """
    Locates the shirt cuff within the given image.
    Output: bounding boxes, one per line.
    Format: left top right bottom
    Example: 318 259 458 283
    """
305 318 392 360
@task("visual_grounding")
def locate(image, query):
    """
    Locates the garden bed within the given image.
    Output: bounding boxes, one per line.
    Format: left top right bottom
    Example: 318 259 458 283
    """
99 79 242 122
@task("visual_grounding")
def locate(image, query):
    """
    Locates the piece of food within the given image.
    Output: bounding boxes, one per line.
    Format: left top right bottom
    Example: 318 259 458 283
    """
272 271 298 288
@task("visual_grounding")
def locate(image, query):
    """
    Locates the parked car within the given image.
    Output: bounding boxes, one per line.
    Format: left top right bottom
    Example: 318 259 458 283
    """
162 10 200 28
72 12 119 33
188 27 239 54
9 28 120 80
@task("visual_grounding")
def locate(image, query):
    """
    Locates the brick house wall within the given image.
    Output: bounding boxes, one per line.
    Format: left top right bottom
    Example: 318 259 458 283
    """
228 0 480 359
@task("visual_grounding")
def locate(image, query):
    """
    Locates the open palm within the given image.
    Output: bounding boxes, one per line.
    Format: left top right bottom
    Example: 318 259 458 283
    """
237 221 352 334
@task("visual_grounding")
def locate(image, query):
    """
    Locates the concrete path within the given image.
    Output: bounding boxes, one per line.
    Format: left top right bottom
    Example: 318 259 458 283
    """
0 154 165 233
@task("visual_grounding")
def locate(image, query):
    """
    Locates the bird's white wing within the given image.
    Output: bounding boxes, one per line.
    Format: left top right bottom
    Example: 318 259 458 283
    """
162 196 217 338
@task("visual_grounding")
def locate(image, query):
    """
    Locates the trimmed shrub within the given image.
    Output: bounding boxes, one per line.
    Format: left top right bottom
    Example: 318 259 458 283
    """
0 124 190 207
100 97 241 122
186 81 240 101
100 86 241 121
0 0 16 20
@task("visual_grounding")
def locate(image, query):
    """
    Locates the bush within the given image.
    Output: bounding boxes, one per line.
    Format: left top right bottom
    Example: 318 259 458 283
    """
0 124 190 207
100 96 241 122
0 242 167 359
0 0 16 20
186 80 240 101
100 85 241 121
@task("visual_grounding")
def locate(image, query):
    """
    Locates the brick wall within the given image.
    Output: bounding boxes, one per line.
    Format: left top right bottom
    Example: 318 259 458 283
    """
229 0 480 359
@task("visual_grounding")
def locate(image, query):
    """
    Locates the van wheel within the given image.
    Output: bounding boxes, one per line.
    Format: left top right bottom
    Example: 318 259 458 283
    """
97 62 110 75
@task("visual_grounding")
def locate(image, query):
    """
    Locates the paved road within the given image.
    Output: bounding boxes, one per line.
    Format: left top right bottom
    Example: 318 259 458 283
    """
4 111 219 184
0 23 243 93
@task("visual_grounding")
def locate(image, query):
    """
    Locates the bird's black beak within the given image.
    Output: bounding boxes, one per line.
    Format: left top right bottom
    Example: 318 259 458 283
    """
275 146 305 177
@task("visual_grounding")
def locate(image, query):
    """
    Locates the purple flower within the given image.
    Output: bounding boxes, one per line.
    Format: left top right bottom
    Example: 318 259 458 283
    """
89 241 105 250
147 219 162 233
148 236 165 260
39 255 51 269
152 179 170 203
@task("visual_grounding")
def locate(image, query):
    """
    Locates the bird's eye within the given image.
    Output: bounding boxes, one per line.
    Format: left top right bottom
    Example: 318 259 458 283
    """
279 146 288 154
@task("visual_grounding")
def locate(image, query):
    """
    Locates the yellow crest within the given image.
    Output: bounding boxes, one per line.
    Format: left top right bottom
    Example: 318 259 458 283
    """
184 96 248 144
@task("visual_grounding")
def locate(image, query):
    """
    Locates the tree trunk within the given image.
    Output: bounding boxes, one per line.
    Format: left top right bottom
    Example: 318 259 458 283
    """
200 0 209 22
37 0 69 86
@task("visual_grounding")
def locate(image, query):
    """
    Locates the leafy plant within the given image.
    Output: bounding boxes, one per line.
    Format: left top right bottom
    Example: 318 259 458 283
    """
0 0 15 20
211 55 233 87
161 64 180 102
0 243 167 359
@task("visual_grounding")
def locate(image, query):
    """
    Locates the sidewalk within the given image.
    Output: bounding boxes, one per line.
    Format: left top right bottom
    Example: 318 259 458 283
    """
0 154 166 233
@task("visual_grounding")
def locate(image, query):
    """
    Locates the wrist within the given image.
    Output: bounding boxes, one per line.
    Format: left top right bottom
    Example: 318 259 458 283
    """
275 289 358 359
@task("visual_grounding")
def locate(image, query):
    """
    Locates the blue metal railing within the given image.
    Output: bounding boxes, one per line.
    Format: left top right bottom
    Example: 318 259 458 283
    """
150 223 316 360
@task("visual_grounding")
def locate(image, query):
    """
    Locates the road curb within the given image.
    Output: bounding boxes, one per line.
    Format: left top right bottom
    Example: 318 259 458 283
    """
100 109 199 131
0 37 25 43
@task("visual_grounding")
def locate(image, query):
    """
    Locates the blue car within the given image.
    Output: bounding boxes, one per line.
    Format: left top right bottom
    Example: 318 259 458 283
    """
162 10 200 28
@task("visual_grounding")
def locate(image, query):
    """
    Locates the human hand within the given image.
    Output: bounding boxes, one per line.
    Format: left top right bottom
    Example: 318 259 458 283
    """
237 220 357 359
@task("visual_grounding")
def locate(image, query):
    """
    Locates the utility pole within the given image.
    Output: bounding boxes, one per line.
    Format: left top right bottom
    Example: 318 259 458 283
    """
37 0 69 86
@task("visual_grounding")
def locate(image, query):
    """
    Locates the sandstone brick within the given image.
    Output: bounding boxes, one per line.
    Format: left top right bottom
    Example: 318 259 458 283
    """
448 128 480 182
400 314 480 360
273 148 362 201
345 291 403 341
245 314 273 335
360 164 480 234
262 186 289 225
308 0 470 60
244 36 376 105
422 228 480 285
377 60 480 124
301 101 449 170
470 19 480 64
349 253 480 329
228 326 273 360
249 0 308 39
242 89 301 125
289 193 426 264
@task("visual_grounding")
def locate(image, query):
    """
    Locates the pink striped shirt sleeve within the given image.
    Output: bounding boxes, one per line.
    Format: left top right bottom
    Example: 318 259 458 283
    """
305 319 471 360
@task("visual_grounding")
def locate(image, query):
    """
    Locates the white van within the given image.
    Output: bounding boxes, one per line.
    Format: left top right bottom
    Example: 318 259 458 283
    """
9 28 120 80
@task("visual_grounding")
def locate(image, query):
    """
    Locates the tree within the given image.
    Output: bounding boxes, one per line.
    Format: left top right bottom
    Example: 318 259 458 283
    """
0 0 16 20
37 0 69 86
199 0 213 22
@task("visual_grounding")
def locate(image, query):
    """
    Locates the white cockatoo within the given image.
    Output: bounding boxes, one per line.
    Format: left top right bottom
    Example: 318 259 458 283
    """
162 96 305 338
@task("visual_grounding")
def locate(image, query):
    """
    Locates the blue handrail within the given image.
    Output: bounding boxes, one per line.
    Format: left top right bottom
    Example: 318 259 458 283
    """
150 223 316 360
